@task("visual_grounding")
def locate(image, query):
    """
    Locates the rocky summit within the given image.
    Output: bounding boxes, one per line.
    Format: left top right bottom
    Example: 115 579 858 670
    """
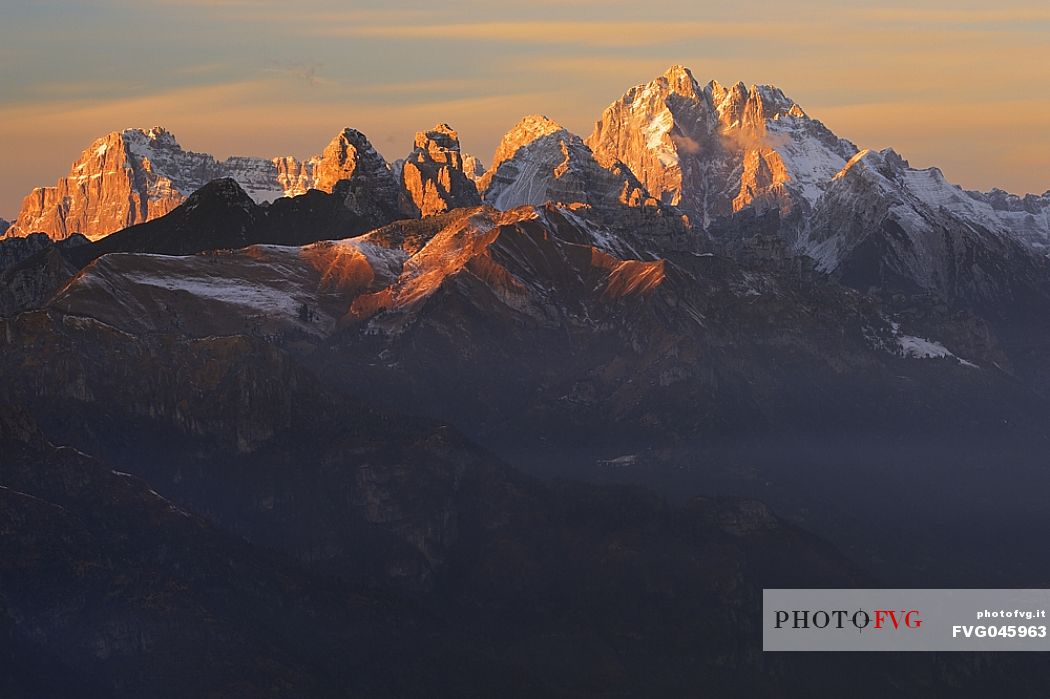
5 126 411 241
400 123 482 216
7 127 294 241
586 65 857 224
479 114 658 212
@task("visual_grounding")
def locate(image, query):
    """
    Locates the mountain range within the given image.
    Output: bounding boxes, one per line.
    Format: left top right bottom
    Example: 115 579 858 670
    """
7 66 1049 255
3 65 1050 696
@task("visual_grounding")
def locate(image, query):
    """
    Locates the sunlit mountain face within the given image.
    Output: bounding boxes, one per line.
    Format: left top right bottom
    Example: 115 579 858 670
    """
2 60 1050 697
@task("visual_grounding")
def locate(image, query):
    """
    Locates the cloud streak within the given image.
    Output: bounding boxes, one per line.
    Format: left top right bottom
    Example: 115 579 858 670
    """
320 20 801 46
851 6 1050 24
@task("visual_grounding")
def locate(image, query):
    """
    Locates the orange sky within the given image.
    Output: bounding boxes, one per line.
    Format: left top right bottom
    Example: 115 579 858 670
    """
2 0 1048 217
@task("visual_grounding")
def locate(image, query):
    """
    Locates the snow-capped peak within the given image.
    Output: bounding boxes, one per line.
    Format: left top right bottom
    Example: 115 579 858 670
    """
822 146 1048 259
488 115 569 172
479 115 653 212
659 64 700 94
587 65 857 224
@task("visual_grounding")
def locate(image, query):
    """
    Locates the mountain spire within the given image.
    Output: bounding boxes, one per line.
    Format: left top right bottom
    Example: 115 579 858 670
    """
400 123 481 217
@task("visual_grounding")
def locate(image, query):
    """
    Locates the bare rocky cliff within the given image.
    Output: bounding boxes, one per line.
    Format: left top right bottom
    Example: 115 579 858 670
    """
7 128 302 241
5 126 411 242
479 114 657 212
400 123 481 217
586 65 856 227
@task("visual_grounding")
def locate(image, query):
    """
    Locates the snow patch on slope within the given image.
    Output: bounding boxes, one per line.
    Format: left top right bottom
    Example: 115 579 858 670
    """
897 334 952 359
124 263 304 317
889 321 978 367
644 110 679 168
766 116 853 205
329 238 410 278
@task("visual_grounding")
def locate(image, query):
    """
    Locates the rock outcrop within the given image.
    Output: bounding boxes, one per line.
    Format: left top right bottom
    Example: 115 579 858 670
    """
0 231 70 273
0 232 88 315
586 65 857 226
6 126 412 242
399 123 481 217
5 128 306 241
479 114 657 212
799 148 1050 308
273 155 316 197
312 128 410 221
461 153 486 184
958 188 1050 255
